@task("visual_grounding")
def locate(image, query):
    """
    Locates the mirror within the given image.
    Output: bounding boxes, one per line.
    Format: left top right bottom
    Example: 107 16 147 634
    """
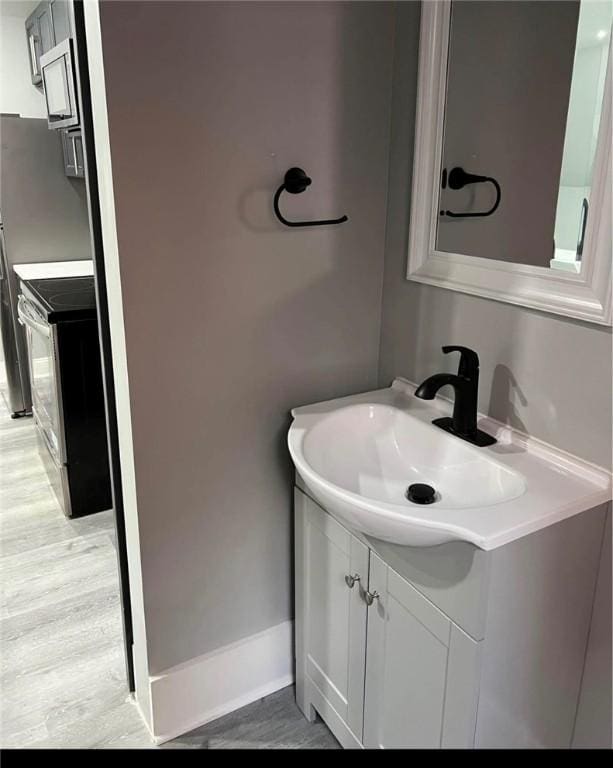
437 0 611 271
553 1 613 272
407 0 612 325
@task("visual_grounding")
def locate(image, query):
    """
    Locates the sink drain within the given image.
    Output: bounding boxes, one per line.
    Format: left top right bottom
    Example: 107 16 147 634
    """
406 483 436 505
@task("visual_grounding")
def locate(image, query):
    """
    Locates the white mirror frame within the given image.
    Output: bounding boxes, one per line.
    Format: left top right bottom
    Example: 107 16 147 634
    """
407 1 612 326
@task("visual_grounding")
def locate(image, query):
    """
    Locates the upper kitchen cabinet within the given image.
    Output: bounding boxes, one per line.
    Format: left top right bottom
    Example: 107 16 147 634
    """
25 1 72 87
49 0 71 43
25 7 47 85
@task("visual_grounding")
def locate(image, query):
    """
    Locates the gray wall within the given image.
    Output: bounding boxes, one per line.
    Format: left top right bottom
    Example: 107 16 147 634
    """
0 2 46 118
99 0 394 673
0 117 91 265
380 1 612 747
437 1 578 266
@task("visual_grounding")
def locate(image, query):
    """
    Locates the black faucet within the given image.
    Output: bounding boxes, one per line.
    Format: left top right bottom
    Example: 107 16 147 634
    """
414 346 496 447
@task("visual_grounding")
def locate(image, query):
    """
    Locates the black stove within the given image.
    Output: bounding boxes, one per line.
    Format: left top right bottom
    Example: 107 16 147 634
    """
17 273 111 518
23 276 97 322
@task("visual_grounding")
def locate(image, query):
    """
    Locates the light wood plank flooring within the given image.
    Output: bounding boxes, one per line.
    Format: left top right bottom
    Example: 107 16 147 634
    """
163 685 340 749
0 393 152 748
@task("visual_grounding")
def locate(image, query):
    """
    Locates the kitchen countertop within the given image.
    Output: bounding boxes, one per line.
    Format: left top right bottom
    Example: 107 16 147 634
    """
13 260 94 280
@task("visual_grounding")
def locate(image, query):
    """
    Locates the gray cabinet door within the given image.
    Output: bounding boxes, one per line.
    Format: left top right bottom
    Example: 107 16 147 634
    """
73 131 84 176
61 129 76 175
35 2 55 54
25 1 70 87
25 12 43 85
49 0 71 43
363 553 481 749
295 490 369 744
61 129 84 178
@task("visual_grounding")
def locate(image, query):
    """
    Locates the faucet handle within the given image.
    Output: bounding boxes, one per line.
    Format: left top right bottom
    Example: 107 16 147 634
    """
442 346 479 379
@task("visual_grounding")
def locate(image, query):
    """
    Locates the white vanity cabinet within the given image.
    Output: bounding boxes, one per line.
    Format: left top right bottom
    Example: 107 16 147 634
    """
294 484 607 749
295 488 480 749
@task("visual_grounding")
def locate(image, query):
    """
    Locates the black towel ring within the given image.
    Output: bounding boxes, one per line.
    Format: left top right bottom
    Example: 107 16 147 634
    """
273 168 348 228
441 166 501 218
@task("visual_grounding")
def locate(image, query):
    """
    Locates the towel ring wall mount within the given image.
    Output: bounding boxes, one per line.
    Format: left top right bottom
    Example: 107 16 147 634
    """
273 168 348 228
440 166 501 218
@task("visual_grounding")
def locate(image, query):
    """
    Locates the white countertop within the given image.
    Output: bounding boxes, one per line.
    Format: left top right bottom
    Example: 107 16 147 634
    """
289 378 612 550
13 260 94 280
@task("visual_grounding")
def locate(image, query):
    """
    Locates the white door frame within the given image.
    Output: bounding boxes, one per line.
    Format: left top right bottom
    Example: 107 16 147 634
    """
81 0 153 733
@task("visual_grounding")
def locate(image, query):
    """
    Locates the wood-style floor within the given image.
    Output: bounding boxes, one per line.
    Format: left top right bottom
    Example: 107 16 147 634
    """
163 685 339 750
0 391 152 748
0 388 337 749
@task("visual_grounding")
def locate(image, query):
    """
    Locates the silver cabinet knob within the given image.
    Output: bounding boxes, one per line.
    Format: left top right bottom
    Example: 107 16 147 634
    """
363 589 379 606
345 573 361 589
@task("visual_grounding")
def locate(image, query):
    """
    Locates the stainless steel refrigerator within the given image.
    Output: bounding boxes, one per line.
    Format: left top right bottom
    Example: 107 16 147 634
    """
0 116 92 416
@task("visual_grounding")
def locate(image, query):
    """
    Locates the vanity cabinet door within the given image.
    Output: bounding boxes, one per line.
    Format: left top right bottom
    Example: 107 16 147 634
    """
363 552 481 749
295 489 369 745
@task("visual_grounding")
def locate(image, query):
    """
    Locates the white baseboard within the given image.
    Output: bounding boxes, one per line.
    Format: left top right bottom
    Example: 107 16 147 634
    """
148 620 295 744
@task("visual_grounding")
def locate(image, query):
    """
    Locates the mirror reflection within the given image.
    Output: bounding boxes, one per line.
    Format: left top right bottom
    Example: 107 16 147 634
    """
436 0 612 271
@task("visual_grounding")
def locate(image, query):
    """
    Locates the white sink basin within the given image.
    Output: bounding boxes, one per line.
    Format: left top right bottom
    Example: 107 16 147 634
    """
288 379 611 549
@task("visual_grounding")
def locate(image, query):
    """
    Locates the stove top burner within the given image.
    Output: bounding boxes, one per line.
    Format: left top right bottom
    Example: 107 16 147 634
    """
45 289 95 309
23 276 97 321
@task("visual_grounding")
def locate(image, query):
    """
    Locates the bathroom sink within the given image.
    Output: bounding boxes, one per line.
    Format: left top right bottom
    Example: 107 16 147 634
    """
288 379 611 549
290 400 525 547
